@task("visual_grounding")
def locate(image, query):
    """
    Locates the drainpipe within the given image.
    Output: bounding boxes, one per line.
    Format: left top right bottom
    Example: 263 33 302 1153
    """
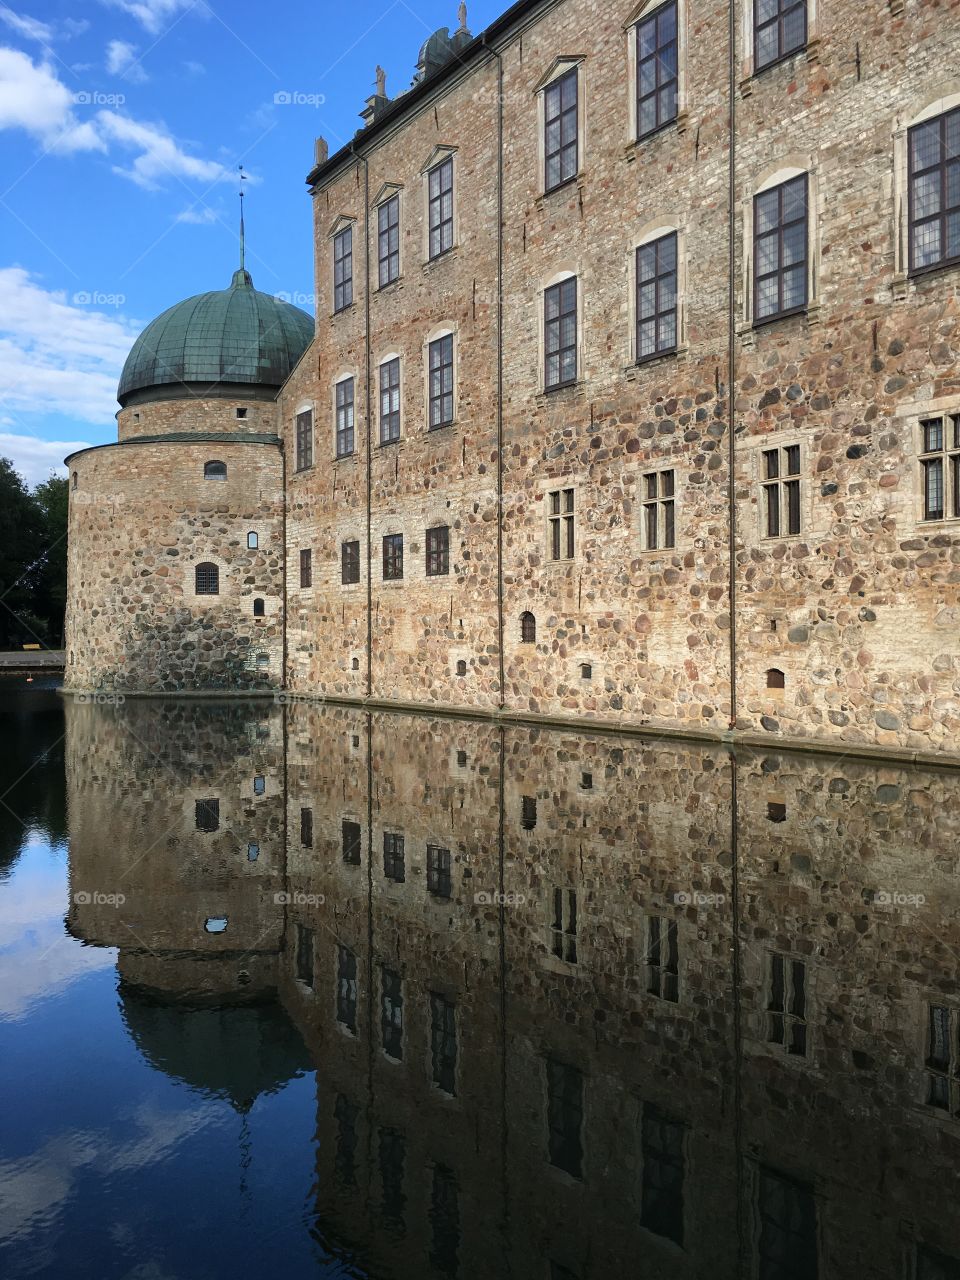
350 144 373 701
727 0 738 730
280 421 288 690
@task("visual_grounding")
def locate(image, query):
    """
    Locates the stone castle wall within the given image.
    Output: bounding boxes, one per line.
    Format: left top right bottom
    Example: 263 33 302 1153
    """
115 394 280 442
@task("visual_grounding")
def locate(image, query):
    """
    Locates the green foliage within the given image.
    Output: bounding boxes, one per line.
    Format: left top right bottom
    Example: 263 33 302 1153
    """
0 460 68 649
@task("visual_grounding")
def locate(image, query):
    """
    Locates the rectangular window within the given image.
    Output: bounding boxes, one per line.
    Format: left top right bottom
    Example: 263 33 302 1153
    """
333 225 353 312
754 174 808 322
637 232 678 361
544 67 578 192
925 1003 959 1111
544 277 578 390
762 445 802 538
551 887 578 964
428 157 454 259
548 488 576 561
641 1104 684 1245
428 334 454 428
379 357 401 444
426 525 450 577
295 409 313 471
546 1057 583 1178
636 2 678 139
300 806 313 848
647 915 679 1002
336 944 357 1032
430 992 457 1095
754 0 807 72
766 953 808 1056
757 1167 818 1280
195 797 219 832
429 1165 460 1278
920 414 960 521
342 818 362 865
379 1128 406 1229
642 469 676 550
381 965 403 1060
909 108 960 274
378 194 400 287
333 1095 358 1185
341 539 361 585
426 844 452 898
383 831 405 882
382 533 403 581
295 923 314 987
299 548 312 589
335 377 355 458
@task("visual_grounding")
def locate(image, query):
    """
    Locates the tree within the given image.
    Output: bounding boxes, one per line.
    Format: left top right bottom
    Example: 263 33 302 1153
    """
0 459 44 649
33 474 69 646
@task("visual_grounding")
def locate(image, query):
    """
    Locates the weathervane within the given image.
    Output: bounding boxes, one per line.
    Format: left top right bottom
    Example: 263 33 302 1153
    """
238 164 249 271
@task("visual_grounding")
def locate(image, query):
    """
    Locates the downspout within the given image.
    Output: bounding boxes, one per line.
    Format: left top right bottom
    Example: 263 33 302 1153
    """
280 423 288 690
350 145 374 701
727 0 738 730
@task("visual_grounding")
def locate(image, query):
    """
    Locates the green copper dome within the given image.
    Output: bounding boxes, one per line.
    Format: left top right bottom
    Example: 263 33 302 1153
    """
118 269 314 406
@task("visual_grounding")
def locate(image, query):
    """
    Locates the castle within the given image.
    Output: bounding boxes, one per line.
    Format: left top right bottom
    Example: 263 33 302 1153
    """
65 0 960 763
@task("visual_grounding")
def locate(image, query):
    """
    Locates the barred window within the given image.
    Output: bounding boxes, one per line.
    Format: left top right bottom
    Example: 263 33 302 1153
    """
546 1058 583 1178
204 459 226 480
336 944 357 1032
342 818 362 865
380 357 401 444
195 797 219 832
428 157 454 259
195 562 219 595
647 915 679 1001
341 539 361 585
920 415 960 521
333 225 353 312
520 611 536 643
383 831 405 882
544 67 578 193
296 923 314 987
766 953 807 1056
295 409 313 471
544 277 578 390
909 108 960 274
335 377 355 458
378 194 400 286
428 334 454 429
426 525 450 577
299 548 312 589
641 1104 684 1245
637 232 678 361
754 0 806 71
427 844 452 898
430 992 457 1095
754 175 808 322
383 533 403 581
642 469 676 550
381 965 403 1060
300 806 313 848
551 887 578 964
762 445 801 537
636 2 678 139
548 488 575 561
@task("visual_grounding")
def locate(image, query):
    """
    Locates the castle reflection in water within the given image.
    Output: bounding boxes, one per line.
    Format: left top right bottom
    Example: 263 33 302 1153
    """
65 697 960 1280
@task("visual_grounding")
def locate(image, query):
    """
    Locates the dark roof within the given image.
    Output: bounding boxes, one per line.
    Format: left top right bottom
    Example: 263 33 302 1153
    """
118 269 314 407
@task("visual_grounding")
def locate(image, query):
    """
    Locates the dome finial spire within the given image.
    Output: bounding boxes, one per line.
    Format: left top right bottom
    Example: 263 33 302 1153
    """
238 164 248 272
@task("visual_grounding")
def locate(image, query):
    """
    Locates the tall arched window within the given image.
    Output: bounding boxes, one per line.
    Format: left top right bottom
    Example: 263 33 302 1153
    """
247 531 258 549
520 611 537 643
204 460 227 480
71 471 78 490
253 597 265 617
195 562 219 595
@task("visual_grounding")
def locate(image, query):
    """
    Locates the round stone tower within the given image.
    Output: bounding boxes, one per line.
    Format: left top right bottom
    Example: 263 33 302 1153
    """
64 267 313 694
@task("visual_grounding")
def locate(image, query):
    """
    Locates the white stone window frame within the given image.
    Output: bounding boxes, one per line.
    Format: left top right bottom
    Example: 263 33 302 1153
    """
327 214 357 318
423 324 458 432
544 482 578 564
331 368 359 461
624 0 689 146
637 462 682 557
739 0 820 89
294 400 316 474
894 394 960 533
539 267 584 393
627 218 688 367
376 349 404 446
752 435 809 544
421 145 458 266
740 161 821 334
534 55 587 200
891 89 960 295
371 181 404 290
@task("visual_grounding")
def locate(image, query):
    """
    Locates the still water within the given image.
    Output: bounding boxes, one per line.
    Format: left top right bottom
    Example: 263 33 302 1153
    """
1 676 959 1279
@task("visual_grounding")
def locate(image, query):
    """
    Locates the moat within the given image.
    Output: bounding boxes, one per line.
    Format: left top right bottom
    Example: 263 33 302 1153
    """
1 674 959 1279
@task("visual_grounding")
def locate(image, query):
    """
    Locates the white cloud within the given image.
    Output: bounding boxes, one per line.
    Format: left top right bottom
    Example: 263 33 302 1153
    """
100 0 202 35
98 109 233 189
174 204 218 224
0 433 94 485
0 8 53 43
183 59 204 75
106 38 148 83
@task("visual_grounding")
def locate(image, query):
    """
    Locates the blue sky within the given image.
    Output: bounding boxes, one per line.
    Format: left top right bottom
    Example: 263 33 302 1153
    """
0 0 502 485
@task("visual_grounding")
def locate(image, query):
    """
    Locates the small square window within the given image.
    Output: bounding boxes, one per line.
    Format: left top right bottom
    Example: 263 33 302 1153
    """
236 407 248 419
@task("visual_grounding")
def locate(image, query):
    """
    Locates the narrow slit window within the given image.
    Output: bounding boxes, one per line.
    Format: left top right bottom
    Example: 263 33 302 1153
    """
333 225 353 312
381 965 403 1060
335 377 355 458
341 539 361 585
546 1058 583 1178
295 409 313 472
336 944 357 1032
428 334 454 429
378 194 400 286
300 806 313 848
548 488 576 561
520 611 537 643
299 548 312 589
642 468 677 549
551 887 578 964
636 232 678 361
342 818 362 865
754 175 808 322
544 67 578 193
427 844 452 898
428 157 454 259
296 923 314 987
766 952 808 1056
430 992 457 1095
636 2 678 139
762 445 801 538
380 357 401 444
544 278 578 390
383 831 405 883
383 533 403 581
647 915 679 1001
